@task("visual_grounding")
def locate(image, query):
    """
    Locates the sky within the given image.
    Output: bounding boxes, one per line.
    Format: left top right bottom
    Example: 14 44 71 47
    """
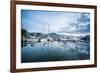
21 10 90 34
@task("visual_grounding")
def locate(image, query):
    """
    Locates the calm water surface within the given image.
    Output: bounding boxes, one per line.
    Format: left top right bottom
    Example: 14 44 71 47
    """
21 41 90 63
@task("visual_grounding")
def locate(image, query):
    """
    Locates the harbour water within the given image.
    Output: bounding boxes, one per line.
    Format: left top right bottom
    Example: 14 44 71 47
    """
21 41 90 63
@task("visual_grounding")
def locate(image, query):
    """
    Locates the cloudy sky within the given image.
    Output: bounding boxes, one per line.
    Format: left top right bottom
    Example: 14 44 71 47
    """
21 10 90 34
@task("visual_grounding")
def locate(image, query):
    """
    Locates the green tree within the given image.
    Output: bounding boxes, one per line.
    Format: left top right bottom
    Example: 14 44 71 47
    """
21 28 28 38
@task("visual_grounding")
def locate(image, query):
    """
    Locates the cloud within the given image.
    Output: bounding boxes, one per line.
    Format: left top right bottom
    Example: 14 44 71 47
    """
59 13 90 34
21 10 90 34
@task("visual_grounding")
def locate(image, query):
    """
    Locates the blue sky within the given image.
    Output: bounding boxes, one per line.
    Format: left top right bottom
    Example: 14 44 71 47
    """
21 10 90 34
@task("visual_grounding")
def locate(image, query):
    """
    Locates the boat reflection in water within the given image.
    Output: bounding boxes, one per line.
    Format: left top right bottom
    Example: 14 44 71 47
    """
21 38 90 63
